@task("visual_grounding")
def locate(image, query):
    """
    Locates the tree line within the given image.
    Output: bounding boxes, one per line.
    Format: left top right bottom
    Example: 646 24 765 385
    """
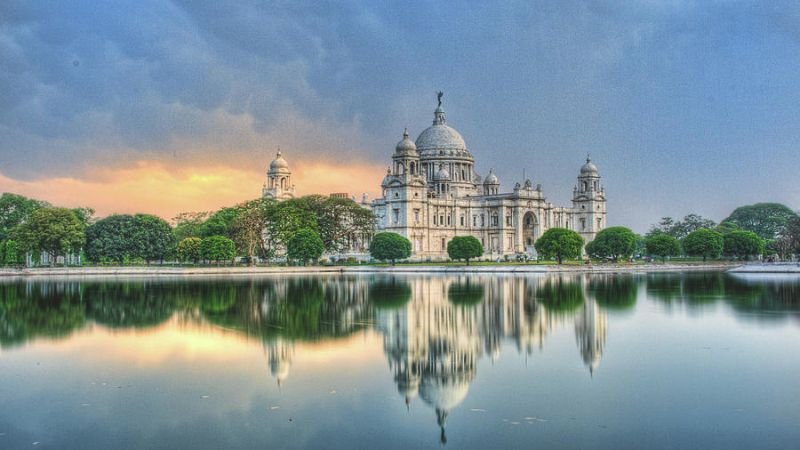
0 192 374 266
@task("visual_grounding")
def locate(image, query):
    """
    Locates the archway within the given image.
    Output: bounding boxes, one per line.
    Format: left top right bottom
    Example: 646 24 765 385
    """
523 211 539 255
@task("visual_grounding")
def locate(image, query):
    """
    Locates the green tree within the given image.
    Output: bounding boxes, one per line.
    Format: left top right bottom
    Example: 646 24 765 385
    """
4 240 20 265
534 228 584 264
85 215 137 263
447 236 483 265
645 234 681 262
723 230 764 260
176 237 202 263
231 199 270 265
13 207 85 266
648 214 717 239
264 199 318 257
369 232 411 265
200 235 236 265
133 214 175 263
722 203 798 241
682 228 724 261
85 214 174 264
200 207 240 239
0 193 50 241
173 211 211 242
286 229 325 265
304 195 376 253
585 227 636 262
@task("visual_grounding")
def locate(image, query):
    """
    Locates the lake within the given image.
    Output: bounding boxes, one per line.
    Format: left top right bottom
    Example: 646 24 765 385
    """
0 272 798 449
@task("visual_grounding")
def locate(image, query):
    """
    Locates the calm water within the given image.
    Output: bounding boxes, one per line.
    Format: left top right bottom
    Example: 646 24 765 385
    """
1 272 799 449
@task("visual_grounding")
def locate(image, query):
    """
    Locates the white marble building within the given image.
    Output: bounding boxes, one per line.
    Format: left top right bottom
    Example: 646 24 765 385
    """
262 150 296 201
372 95 607 260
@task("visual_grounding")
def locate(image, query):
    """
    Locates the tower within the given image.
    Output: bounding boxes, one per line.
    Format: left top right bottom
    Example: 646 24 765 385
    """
263 150 295 201
572 156 606 242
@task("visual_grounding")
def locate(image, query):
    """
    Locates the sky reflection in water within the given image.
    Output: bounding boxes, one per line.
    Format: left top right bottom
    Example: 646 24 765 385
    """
0 272 799 449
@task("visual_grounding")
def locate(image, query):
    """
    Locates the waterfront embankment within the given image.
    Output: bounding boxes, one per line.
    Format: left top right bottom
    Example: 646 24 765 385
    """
0 262 742 278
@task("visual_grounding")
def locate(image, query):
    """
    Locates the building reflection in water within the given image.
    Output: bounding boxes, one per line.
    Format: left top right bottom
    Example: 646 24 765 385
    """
372 274 608 443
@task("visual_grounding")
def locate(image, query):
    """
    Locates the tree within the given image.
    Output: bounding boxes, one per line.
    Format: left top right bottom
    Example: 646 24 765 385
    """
200 207 240 239
172 211 211 242
369 232 411 265
12 207 85 265
781 216 800 257
200 235 236 265
723 231 764 260
585 227 636 262
304 195 376 253
4 240 19 265
722 203 798 241
0 193 49 240
176 237 202 263
683 228 724 261
447 236 483 265
534 228 584 264
231 199 269 265
85 215 137 263
647 214 717 239
264 199 318 257
85 214 174 264
286 229 325 265
645 234 681 262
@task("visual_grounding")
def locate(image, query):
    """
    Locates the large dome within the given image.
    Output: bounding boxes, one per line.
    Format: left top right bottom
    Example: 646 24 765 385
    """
415 124 467 153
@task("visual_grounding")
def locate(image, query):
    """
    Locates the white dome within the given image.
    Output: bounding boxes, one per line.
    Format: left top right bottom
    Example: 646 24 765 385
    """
419 378 469 411
483 169 499 185
395 129 418 155
580 157 598 176
416 124 467 153
434 167 451 181
269 151 290 172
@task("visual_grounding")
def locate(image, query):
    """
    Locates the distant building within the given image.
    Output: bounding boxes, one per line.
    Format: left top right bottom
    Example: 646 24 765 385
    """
371 95 607 260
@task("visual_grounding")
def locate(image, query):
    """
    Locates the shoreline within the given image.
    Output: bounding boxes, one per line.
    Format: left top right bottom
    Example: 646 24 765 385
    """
0 262 745 278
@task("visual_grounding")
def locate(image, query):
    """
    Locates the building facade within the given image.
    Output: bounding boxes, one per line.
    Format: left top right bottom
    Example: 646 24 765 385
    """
262 150 296 201
371 96 606 260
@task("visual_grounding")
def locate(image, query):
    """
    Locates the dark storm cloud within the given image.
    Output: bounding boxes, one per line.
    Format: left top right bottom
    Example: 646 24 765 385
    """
1 0 799 229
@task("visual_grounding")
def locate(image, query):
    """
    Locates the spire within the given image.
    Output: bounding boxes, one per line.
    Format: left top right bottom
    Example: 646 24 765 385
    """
433 91 446 125
403 127 409 139
586 153 591 163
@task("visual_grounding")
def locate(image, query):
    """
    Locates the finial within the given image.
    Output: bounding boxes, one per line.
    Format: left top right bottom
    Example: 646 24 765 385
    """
437 91 443 106
403 127 409 139
586 153 591 163
277 146 282 158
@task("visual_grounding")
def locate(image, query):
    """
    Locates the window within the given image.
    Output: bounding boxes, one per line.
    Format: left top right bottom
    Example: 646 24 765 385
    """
580 218 586 231
597 218 602 229
433 215 438 225
447 215 451 226
506 215 512 226
414 209 420 223
460 216 465 226
440 215 444 226
473 215 477 227
491 215 499 226
441 238 446 250
392 209 399 223
481 214 485 226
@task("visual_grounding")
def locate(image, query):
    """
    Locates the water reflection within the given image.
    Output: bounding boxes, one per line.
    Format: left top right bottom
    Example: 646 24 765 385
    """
1 272 798 444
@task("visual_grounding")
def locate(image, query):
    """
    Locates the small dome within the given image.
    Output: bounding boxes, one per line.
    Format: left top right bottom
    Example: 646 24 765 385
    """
483 169 499 185
270 150 290 171
581 156 598 176
395 128 417 155
434 166 451 181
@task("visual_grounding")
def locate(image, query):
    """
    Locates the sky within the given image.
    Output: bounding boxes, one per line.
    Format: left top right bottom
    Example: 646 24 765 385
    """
1 0 799 232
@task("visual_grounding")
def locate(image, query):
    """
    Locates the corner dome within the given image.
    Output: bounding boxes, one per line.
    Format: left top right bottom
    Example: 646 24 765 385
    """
269 150 290 171
395 128 417 155
580 156 598 176
483 169 499 185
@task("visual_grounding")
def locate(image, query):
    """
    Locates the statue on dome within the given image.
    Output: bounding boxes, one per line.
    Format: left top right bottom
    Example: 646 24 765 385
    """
437 91 443 106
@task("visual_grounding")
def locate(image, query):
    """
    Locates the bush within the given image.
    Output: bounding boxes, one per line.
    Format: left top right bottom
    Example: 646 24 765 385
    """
645 234 681 262
585 227 637 262
200 235 236 265
286 229 325 265
683 228 724 261
534 228 584 264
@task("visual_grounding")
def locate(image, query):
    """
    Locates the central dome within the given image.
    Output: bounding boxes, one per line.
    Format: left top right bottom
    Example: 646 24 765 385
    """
415 125 467 153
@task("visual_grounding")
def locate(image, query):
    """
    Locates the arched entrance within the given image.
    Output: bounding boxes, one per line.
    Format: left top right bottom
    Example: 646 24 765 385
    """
523 212 539 256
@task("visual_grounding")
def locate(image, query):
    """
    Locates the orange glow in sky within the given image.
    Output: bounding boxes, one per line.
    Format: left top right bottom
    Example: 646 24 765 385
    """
0 159 384 220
